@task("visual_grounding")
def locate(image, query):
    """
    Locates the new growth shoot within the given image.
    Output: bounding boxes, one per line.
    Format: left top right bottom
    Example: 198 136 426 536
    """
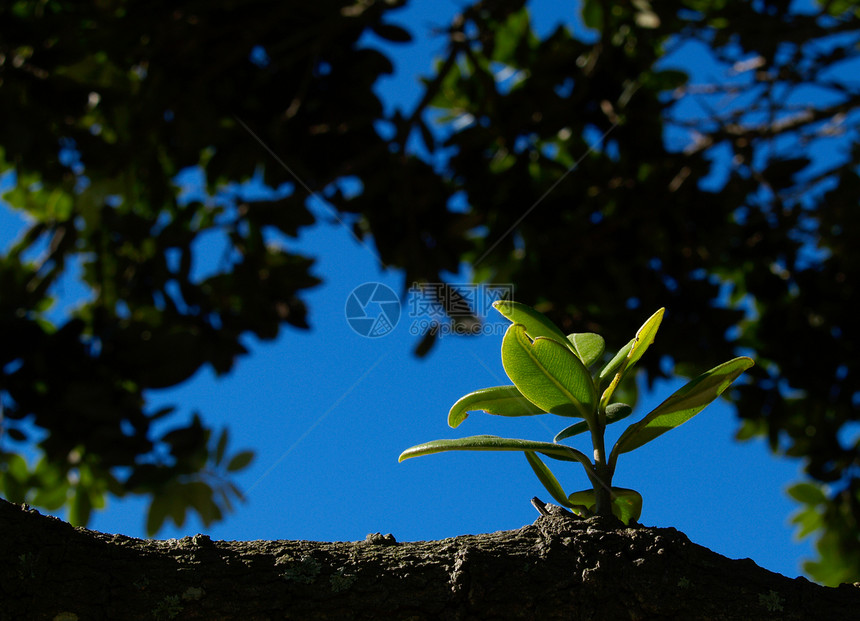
400 301 754 523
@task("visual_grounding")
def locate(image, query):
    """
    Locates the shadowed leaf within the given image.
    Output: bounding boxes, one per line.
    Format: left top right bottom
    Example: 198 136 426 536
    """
554 403 633 442
525 451 575 508
567 487 643 524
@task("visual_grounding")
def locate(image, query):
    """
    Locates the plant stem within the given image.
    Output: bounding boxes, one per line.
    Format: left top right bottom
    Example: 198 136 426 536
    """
590 420 613 517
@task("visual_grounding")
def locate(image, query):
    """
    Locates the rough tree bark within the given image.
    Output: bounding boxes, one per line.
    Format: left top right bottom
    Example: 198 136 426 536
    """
2 498 858 620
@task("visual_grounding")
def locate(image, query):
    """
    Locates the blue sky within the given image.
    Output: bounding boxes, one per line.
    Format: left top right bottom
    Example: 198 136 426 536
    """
0 0 818 579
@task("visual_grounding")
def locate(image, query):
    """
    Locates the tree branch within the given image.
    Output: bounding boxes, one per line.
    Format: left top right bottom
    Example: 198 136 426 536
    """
3 499 859 620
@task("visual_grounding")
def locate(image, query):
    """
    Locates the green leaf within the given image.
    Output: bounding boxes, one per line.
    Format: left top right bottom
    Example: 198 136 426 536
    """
226 450 254 472
492 8 531 64
146 494 169 536
69 486 92 527
3 452 30 482
597 338 634 389
492 300 569 344
1 476 26 504
582 0 603 30
448 385 547 427
790 506 824 539
187 481 221 525
610 357 754 467
554 403 634 443
1 453 30 503
501 323 597 420
553 421 590 443
31 480 70 511
568 487 643 524
599 308 664 407
399 435 592 467
626 308 664 369
566 333 605 367
605 401 634 421
787 482 828 505
611 374 640 410
525 451 575 508
166 485 187 528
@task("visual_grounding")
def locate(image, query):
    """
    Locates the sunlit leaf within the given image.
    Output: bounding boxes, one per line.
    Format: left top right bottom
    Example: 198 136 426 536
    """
597 338 634 390
448 385 547 428
611 374 640 411
627 308 664 369
399 435 592 467
501 323 597 420
492 300 568 344
610 357 754 467
600 308 664 407
567 332 605 367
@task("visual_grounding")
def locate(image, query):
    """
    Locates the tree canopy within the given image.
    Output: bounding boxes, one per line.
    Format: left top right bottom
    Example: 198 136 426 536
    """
1 0 858 585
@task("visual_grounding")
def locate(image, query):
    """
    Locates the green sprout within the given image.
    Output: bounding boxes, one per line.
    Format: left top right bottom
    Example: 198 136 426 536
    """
399 301 754 524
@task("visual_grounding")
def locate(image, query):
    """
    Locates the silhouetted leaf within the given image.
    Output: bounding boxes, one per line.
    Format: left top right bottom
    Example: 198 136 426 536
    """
227 451 254 472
